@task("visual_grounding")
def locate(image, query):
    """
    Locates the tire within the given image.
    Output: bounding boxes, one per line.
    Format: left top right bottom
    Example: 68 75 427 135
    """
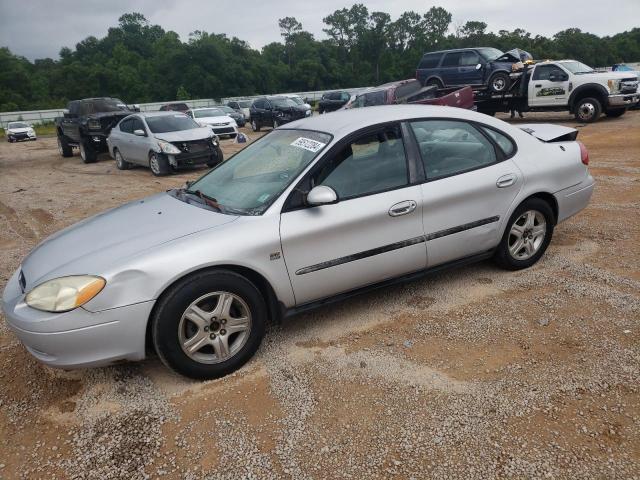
207 146 224 168
605 108 625 118
79 139 97 163
489 72 510 93
272 118 279 129
151 269 267 380
114 148 131 170
426 78 443 89
574 97 602 123
494 198 555 271
251 119 260 132
57 135 73 157
149 151 170 176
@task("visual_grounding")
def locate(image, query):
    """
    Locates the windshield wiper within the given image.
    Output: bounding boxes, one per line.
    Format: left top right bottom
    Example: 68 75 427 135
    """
183 188 224 212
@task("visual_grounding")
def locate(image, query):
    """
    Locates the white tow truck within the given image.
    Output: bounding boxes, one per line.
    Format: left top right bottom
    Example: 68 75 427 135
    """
475 59 639 122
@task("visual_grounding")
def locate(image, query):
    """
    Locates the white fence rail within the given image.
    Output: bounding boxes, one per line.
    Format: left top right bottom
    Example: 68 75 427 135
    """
0 87 371 129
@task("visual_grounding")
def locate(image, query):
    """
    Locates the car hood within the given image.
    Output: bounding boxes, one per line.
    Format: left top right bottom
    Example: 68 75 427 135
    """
8 127 31 134
20 192 237 289
196 115 235 124
154 127 214 143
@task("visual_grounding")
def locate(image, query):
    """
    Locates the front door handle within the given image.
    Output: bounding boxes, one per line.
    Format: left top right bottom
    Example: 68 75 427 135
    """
534 84 542 88
389 200 417 217
496 174 517 188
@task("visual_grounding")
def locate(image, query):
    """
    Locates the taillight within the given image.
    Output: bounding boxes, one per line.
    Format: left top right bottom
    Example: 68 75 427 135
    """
577 141 589 166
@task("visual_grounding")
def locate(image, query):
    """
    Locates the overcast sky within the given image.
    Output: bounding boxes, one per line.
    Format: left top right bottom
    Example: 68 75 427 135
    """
1 0 639 60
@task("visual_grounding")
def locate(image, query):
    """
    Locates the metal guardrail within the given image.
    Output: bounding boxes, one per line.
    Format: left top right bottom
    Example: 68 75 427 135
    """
0 87 373 128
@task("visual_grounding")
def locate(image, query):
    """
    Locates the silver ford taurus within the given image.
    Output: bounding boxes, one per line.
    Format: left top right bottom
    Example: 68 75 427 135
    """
2 105 594 379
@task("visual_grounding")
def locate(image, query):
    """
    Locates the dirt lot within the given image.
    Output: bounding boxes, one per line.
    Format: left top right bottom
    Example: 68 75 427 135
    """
0 112 638 479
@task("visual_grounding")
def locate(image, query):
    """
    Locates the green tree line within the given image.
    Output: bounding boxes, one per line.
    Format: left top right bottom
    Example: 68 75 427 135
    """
1 7 639 111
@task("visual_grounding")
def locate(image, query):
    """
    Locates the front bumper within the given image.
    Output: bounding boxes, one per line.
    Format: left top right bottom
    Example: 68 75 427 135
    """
2 268 153 368
8 132 36 141
607 93 639 108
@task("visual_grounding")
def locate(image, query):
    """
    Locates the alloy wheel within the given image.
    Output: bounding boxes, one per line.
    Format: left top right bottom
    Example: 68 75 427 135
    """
79 143 86 161
178 291 252 364
149 154 160 174
492 77 506 91
508 210 546 260
57 137 63 155
115 150 124 168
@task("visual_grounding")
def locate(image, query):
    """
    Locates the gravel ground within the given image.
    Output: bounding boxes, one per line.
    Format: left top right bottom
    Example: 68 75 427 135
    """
0 112 638 479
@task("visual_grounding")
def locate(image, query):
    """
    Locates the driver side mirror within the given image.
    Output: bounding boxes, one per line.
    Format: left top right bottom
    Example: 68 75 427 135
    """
306 185 338 206
475 63 482 70
133 129 146 137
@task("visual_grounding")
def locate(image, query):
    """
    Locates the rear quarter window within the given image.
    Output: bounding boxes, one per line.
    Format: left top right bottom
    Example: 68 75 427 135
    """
419 53 442 69
480 126 516 157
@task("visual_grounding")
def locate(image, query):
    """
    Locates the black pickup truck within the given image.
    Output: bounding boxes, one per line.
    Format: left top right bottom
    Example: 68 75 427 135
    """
55 98 137 163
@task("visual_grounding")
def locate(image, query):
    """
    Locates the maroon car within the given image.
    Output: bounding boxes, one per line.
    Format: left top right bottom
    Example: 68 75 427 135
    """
345 79 475 110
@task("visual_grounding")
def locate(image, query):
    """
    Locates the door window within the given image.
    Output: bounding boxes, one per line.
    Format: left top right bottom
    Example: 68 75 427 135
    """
442 52 462 67
253 99 265 109
410 120 497 179
130 117 146 134
532 65 566 81
460 51 480 66
119 118 134 134
314 125 408 199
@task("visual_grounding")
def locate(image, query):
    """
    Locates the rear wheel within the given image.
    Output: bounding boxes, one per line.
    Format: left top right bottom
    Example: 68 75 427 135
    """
272 118 279 129
605 108 625 118
149 151 170 176
426 78 443 89
79 139 97 163
114 148 131 170
489 72 510 93
494 198 554 270
574 97 602 123
152 270 266 380
251 119 260 132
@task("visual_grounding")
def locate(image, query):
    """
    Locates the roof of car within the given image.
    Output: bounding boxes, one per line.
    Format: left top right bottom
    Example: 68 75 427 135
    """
283 104 506 138
136 111 191 118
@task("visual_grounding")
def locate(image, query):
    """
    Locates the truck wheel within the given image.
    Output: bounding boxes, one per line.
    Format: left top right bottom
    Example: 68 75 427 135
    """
114 148 131 170
57 135 73 157
605 108 626 118
489 72 510 93
574 97 602 123
207 146 223 168
149 151 170 176
79 140 97 163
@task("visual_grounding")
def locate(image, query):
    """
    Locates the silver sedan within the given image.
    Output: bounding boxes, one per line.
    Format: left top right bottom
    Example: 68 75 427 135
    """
2 105 594 379
106 112 223 176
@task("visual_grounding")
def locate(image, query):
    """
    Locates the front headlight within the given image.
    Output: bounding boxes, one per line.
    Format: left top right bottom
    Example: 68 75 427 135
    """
607 79 621 93
210 135 219 146
25 275 106 312
87 119 101 130
157 140 181 154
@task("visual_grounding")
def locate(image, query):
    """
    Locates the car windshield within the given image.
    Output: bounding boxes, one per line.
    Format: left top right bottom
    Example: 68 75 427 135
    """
237 101 252 108
9 122 29 128
477 48 504 61
91 98 129 112
146 114 200 133
194 109 225 118
182 129 331 215
562 61 594 74
270 98 298 108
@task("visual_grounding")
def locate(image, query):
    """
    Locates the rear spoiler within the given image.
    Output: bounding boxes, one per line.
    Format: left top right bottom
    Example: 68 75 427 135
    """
518 124 578 142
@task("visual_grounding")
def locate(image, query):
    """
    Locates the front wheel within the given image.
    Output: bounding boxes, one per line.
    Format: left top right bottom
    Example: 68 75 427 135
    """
272 118 279 129
152 270 266 380
79 139 97 163
207 146 224 167
149 151 170 176
494 198 555 270
489 72 510 93
574 97 602 123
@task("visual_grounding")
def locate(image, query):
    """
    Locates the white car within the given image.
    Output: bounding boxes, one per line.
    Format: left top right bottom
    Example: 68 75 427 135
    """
282 94 312 112
188 108 238 138
5 122 37 142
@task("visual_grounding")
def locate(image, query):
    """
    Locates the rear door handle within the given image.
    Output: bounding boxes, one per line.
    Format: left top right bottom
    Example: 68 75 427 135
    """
389 200 417 217
534 84 542 88
496 174 517 188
